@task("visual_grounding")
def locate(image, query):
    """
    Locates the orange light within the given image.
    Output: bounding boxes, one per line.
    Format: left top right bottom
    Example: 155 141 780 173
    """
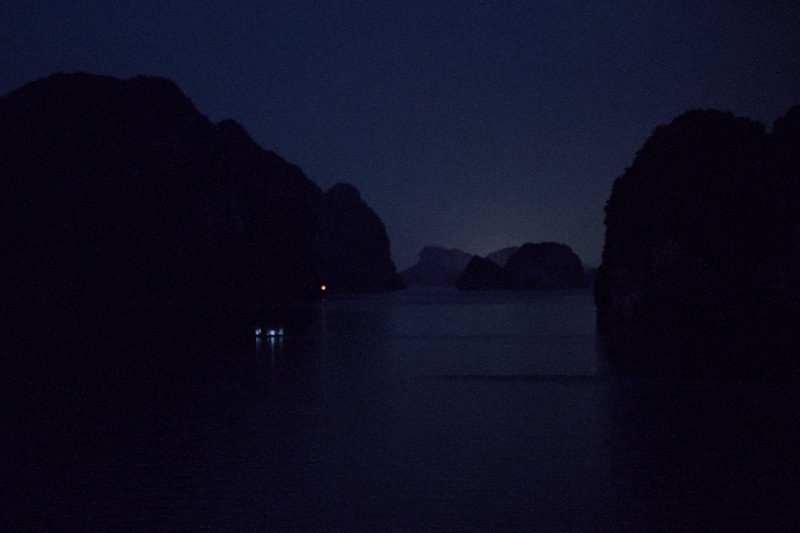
320 285 327 291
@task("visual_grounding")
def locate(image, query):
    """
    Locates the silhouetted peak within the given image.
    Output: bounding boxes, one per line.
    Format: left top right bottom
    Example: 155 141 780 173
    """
326 183 362 203
506 242 582 269
773 105 800 137
214 118 266 155
0 71 208 148
503 242 585 290
670 108 760 128
641 109 766 155
215 118 250 139
400 246 472 287
514 242 575 256
456 256 502 290
1 71 326 312
486 246 519 267
607 108 770 234
209 118 319 198
316 182 401 292
597 106 800 377
127 74 196 105
2 71 108 110
5 71 118 96
419 246 471 264
5 72 198 112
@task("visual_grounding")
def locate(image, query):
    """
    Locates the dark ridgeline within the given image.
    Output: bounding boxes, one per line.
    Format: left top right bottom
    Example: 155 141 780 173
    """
315 183 402 293
400 246 473 287
0 72 400 327
596 108 800 378
456 256 503 290
501 242 586 290
485 246 519 268
584 267 598 286
455 243 586 291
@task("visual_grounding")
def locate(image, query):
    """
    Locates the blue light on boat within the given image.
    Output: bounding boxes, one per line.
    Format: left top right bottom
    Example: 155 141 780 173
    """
255 327 284 337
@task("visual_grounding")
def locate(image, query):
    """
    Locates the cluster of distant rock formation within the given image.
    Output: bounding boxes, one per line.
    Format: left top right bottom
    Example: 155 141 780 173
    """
400 243 587 290
0 72 401 316
5 71 800 377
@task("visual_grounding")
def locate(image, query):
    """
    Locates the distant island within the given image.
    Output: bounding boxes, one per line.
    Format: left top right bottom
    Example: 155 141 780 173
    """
9 73 800 381
316 183 404 293
0 72 401 321
399 247 474 287
401 243 586 290
596 107 800 378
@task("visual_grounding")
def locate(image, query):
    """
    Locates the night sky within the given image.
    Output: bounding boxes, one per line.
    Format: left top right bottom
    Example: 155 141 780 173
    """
3 1 799 269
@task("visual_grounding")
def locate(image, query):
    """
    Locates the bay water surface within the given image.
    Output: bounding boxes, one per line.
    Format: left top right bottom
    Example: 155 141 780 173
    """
3 288 798 530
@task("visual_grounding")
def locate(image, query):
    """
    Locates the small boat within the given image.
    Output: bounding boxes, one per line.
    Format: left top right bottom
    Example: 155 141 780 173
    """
255 327 284 337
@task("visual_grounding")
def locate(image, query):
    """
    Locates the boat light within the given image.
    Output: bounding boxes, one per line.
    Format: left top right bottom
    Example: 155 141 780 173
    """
256 327 284 337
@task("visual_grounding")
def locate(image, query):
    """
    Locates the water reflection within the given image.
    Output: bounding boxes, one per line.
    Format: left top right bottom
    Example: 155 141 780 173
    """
601 377 800 530
596 320 800 528
598 325 800 380
4 289 799 530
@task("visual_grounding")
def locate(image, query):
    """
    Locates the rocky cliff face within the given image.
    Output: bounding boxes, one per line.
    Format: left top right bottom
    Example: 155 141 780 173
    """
596 108 800 377
486 247 519 268
400 247 473 287
501 242 586 290
0 72 400 318
455 256 503 290
406 243 586 291
315 183 402 293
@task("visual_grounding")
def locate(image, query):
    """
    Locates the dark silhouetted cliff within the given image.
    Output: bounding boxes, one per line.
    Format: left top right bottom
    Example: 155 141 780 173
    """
0 72 400 320
315 183 402 293
596 109 800 377
584 268 598 286
456 256 503 290
502 243 586 290
486 247 519 268
400 247 473 287
410 243 585 291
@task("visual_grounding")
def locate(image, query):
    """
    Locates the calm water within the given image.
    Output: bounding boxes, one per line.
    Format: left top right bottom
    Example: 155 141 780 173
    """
3 288 799 530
